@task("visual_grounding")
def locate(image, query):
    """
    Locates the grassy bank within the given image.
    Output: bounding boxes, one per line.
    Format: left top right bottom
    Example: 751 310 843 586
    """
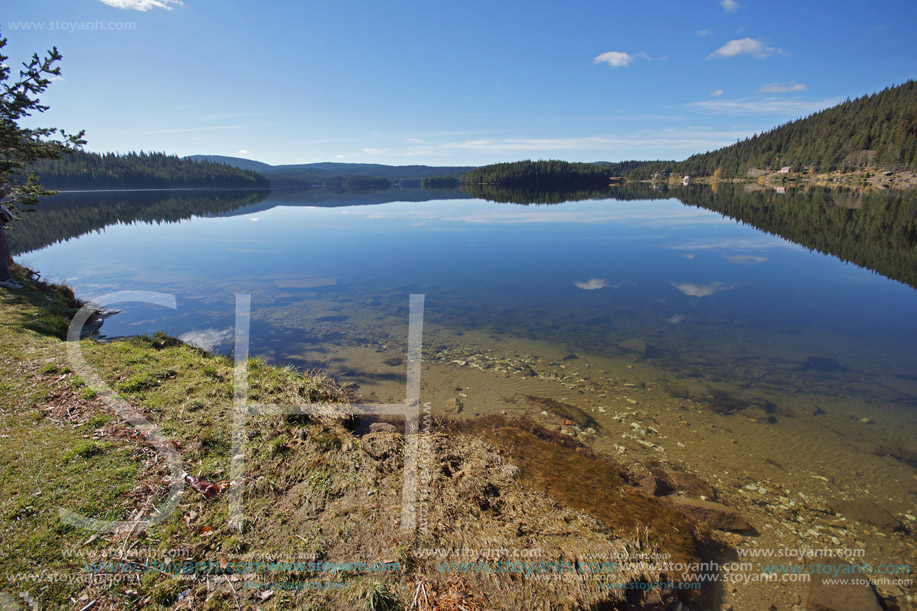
0 267 710 610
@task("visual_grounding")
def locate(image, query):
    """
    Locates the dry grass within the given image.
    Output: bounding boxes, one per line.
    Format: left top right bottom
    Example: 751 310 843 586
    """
451 416 705 567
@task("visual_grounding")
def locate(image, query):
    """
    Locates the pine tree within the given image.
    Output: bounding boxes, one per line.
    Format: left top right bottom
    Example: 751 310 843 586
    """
0 28 85 212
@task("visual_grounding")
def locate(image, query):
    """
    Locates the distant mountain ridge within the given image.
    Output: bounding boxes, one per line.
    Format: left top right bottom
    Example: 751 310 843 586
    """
184 155 275 173
186 155 475 186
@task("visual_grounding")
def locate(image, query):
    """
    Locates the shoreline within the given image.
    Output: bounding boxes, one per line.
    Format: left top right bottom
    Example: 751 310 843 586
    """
45 186 274 194
1 259 910 609
0 266 721 610
661 168 917 191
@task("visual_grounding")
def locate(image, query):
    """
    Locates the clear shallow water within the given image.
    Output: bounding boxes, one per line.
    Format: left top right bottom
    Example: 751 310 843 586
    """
19 191 917 385
16 189 917 466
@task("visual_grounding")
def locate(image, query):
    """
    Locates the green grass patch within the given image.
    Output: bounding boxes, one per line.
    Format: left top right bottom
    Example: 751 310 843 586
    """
0 269 364 609
39 362 60 375
85 413 111 428
116 369 177 394
63 439 109 460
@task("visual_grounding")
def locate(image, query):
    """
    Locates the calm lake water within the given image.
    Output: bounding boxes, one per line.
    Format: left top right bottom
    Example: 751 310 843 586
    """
13 186 917 553
17 187 917 384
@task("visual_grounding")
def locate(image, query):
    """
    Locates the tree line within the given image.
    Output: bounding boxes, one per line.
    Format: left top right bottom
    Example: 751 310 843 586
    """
23 150 271 190
461 183 612 204
461 160 621 188
421 176 461 189
8 190 270 255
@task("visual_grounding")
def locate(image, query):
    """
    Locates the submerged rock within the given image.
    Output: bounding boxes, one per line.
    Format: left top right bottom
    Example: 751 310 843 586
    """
648 464 718 500
665 496 753 532
806 558 884 611
827 499 904 532
665 379 707 401
627 471 673 496
523 395 599 431
705 387 778 417
618 338 648 354
641 589 680 610
445 397 464 414
316 314 348 323
871 443 917 466
799 356 849 372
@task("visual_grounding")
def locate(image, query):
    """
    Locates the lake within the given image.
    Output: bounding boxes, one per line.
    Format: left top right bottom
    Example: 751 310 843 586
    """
13 185 917 586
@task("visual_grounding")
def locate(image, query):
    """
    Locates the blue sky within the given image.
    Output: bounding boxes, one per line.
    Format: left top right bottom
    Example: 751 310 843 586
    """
4 0 916 166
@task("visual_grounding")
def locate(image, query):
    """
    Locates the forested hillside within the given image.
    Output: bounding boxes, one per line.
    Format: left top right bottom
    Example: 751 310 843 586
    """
25 151 270 190
462 160 622 187
677 80 917 177
459 82 917 184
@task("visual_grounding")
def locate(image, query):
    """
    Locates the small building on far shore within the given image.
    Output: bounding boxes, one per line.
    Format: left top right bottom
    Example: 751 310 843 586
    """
779 166 792 173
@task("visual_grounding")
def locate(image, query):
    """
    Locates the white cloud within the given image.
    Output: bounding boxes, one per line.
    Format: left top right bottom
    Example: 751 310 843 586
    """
755 81 807 94
707 38 782 60
593 51 647 68
691 96 842 115
178 328 232 352
710 89 724 97
722 254 767 264
720 0 739 13
437 128 749 153
670 237 799 251
575 278 609 290
351 127 753 163
696 29 711 37
136 121 289 135
201 112 262 121
137 124 243 135
671 282 734 297
100 0 182 10
237 149 250 155
359 207 717 228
